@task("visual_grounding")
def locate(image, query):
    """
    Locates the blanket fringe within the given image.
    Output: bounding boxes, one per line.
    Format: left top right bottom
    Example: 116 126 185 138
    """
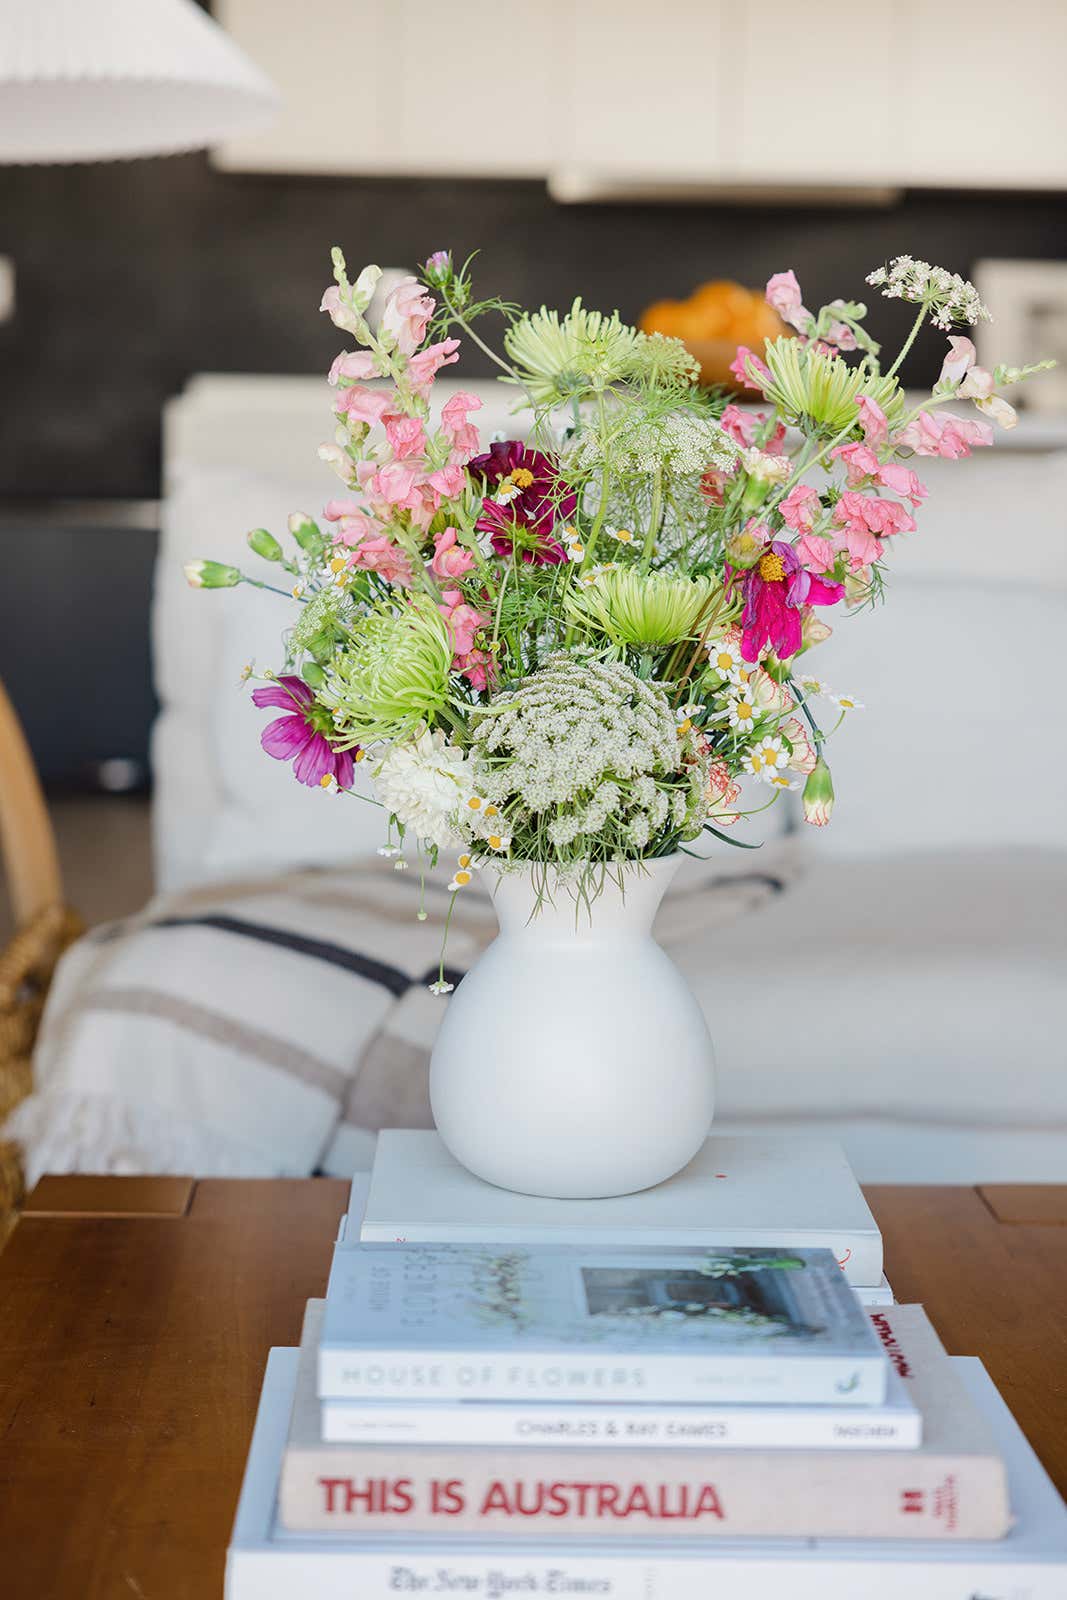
3 1089 283 1186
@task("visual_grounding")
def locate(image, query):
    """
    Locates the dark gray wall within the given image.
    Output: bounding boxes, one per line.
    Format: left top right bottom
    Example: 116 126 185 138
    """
0 156 1065 499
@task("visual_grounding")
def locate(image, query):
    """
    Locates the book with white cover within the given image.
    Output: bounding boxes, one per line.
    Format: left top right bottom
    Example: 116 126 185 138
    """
288 1302 1003 1539
355 1130 884 1287
315 1300 921 1449
319 1240 887 1405
227 1349 1067 1600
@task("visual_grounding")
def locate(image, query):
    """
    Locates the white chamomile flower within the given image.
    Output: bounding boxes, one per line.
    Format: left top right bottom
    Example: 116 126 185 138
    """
428 978 454 995
727 690 758 733
707 635 744 680
485 833 512 852
675 702 701 736
377 845 400 858
475 529 496 558
566 542 586 563
291 581 307 599
742 736 789 782
766 772 799 791
829 690 865 711
447 867 474 892
560 525 582 546
606 525 636 545
494 482 521 505
797 674 832 698
318 773 339 794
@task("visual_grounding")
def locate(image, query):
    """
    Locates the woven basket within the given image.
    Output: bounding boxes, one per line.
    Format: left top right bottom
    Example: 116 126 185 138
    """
0 903 83 1243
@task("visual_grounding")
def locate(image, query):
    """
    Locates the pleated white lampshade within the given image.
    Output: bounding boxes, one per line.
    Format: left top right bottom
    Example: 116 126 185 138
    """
0 0 278 163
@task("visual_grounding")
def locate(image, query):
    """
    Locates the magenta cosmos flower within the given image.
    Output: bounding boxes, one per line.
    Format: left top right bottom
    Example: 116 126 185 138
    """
470 440 575 565
732 541 844 663
252 675 356 788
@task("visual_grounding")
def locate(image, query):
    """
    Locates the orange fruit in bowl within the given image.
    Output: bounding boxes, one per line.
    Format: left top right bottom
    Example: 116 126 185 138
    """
639 279 789 388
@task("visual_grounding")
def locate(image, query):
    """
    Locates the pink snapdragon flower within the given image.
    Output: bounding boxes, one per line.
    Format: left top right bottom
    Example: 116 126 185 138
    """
894 410 993 458
381 277 435 356
439 390 483 463
343 535 414 588
431 527 475 580
323 497 383 545
766 270 812 335
439 589 494 689
252 676 355 789
720 404 787 454
939 335 977 388
407 337 460 394
427 463 467 499
778 482 821 535
855 396 889 447
383 413 427 459
730 541 844 662
729 344 772 391
328 349 379 384
334 385 391 428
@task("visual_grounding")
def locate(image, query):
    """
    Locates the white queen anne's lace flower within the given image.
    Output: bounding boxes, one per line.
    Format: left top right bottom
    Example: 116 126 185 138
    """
866 257 990 331
372 728 473 850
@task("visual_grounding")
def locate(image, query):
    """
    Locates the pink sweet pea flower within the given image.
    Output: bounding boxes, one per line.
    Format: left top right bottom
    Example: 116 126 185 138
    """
431 526 475 581
383 413 427 460
855 396 889 447
729 344 772 392
877 462 928 506
381 277 435 357
730 541 844 662
252 676 356 789
795 532 838 574
894 410 993 458
779 483 821 535
835 490 916 539
720 404 787 453
344 536 414 588
334 385 391 427
831 441 881 486
407 337 460 394
328 349 379 385
766 270 812 335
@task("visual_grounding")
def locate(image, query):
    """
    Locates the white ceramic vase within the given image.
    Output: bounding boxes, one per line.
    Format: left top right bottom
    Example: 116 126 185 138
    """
428 853 714 1199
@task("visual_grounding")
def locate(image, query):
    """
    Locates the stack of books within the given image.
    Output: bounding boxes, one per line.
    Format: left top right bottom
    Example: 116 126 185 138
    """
228 1228 1067 1596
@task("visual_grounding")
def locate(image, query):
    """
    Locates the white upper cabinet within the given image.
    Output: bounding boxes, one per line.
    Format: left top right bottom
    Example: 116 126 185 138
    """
216 0 1067 191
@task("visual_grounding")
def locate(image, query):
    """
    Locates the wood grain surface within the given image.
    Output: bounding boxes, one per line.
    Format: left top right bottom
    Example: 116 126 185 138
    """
0 1178 1064 1599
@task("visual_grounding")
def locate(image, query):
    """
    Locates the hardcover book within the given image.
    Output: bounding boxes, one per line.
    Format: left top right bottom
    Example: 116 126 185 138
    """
319 1240 887 1405
353 1131 884 1287
315 1300 921 1449
227 1350 1067 1600
288 1302 1005 1539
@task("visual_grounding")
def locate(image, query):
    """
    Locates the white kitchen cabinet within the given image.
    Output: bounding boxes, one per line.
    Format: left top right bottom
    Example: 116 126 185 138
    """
215 0 1067 192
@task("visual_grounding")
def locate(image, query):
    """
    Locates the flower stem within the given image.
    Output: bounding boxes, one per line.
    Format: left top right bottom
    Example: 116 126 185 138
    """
884 302 929 383
640 466 663 575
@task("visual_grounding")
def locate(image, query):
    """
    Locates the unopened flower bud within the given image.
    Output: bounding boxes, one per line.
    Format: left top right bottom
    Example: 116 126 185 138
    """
422 249 453 288
288 512 324 556
802 757 834 827
800 613 833 651
352 263 382 312
725 522 769 570
246 527 283 562
184 560 241 589
301 661 326 690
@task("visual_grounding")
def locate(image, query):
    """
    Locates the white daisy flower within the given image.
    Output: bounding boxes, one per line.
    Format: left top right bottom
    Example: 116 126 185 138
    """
742 736 789 782
494 482 522 505
318 773 339 794
766 772 799 791
706 634 745 681
606 525 636 545
566 543 586 563
727 691 758 733
377 845 400 858
485 833 512 852
291 581 307 599
560 524 582 546
797 674 832 698
428 978 454 995
829 691 865 711
447 868 474 892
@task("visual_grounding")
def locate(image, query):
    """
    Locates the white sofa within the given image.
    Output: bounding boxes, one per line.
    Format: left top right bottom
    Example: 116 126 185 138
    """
150 374 1067 1183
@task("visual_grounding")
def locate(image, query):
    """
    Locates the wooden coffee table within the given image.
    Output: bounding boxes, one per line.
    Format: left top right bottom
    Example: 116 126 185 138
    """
0 1176 1064 1599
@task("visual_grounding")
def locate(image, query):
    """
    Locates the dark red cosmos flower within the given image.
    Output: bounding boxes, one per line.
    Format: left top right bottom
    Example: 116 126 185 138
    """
470 440 575 565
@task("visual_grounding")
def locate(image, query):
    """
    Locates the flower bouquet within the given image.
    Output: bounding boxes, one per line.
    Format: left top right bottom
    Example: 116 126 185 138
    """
189 249 1049 1197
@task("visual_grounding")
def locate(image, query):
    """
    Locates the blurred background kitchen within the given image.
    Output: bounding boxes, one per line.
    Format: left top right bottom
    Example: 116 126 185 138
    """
0 1 1064 1188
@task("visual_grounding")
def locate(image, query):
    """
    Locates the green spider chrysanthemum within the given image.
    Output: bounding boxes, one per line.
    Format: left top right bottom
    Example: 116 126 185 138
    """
320 596 453 748
504 298 643 405
565 568 736 651
758 337 904 435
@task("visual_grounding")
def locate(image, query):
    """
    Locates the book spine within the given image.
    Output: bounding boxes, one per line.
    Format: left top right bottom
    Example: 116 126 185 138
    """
277 1449 1010 1540
319 1399 921 1450
228 1547 1060 1600
355 1222 883 1288
316 1348 887 1406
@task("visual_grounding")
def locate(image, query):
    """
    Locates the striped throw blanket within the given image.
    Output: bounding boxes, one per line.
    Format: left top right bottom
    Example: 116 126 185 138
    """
4 849 800 1183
